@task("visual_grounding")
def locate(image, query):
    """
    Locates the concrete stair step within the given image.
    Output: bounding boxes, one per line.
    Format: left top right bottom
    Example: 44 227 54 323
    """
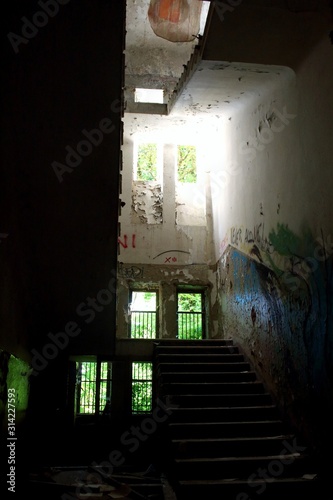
171 434 299 457
165 393 273 407
156 362 251 372
168 420 288 439
155 353 245 363
159 371 257 382
154 339 234 347
174 454 313 480
167 406 280 422
155 345 239 354
176 476 322 499
160 381 266 394
153 340 321 497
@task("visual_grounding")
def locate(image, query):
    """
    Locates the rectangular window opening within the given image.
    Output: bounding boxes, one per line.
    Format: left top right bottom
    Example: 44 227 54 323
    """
130 291 158 339
134 88 164 104
76 360 112 416
135 143 158 181
132 362 153 414
177 145 197 183
177 291 205 340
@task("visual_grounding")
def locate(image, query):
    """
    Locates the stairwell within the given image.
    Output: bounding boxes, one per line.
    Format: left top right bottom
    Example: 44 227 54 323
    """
153 339 325 499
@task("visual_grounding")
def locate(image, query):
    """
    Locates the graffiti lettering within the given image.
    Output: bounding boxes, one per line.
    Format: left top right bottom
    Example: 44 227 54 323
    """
164 256 178 263
118 234 136 249
118 263 143 279
231 227 242 246
245 223 274 254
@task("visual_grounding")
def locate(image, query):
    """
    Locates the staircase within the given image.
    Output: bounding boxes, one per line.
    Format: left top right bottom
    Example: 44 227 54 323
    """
153 339 324 499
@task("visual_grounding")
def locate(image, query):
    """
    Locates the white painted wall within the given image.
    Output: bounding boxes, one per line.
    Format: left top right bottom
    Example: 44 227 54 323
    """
211 64 299 266
210 35 333 270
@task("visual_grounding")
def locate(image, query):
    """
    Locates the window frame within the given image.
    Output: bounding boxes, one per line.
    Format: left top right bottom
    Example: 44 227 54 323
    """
131 361 153 415
133 142 163 183
176 286 207 340
128 288 159 339
75 357 113 417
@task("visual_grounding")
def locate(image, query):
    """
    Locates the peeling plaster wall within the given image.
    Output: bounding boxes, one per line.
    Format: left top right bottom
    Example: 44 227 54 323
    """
212 29 333 461
131 181 163 224
119 113 214 266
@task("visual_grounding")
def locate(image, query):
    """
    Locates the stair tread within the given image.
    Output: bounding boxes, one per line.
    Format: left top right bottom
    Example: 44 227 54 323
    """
169 405 276 409
157 363 249 366
163 370 250 376
165 393 270 397
160 371 254 374
155 339 234 342
163 381 263 385
175 453 304 463
153 340 318 490
172 435 294 443
170 420 284 426
156 342 238 351
156 354 242 357
179 476 318 485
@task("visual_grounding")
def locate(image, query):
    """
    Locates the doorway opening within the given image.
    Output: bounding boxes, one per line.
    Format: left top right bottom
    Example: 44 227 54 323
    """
129 290 158 339
176 289 206 339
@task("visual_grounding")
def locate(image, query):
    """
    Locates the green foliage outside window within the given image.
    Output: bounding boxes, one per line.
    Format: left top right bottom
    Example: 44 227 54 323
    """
177 315 203 339
132 362 153 414
77 361 112 415
136 143 158 181
130 291 157 339
177 145 197 183
131 314 156 339
177 293 203 340
178 293 202 312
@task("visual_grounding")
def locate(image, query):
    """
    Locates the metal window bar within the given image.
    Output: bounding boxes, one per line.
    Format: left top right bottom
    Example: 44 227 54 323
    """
76 361 112 415
99 362 113 414
130 311 157 339
132 362 153 414
77 362 97 414
177 311 203 340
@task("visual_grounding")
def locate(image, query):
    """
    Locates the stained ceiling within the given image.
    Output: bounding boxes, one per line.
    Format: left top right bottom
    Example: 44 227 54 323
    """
124 0 210 110
124 0 332 116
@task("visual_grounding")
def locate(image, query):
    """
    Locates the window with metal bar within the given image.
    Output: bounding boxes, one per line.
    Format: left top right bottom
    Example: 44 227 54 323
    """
130 291 157 339
177 292 204 340
132 362 153 414
76 361 112 415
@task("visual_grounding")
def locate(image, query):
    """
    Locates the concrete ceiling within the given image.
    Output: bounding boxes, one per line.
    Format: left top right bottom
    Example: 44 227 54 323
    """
125 0 210 108
124 0 332 116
